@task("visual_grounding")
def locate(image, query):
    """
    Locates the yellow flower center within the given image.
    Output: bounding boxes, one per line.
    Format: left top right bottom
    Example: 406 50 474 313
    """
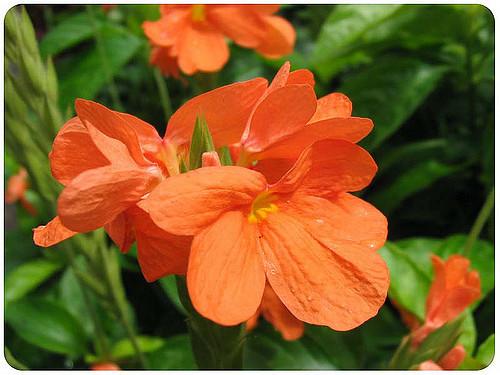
248 192 279 224
191 5 206 22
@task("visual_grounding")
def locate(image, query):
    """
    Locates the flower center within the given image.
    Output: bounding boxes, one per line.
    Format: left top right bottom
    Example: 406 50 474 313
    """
248 192 279 224
191 5 206 22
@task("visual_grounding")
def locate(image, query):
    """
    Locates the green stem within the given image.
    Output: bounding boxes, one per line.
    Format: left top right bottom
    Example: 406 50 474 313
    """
153 68 173 121
86 5 123 110
66 246 111 360
464 187 494 257
175 276 244 369
96 239 148 368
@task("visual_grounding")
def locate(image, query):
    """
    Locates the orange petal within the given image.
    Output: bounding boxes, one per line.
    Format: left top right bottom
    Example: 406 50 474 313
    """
165 77 267 148
272 139 377 196
50 117 109 185
150 46 180 78
142 10 188 47
138 166 266 236
33 216 77 247
287 69 315 87
58 165 161 232
309 93 353 123
418 360 443 370
129 207 191 282
253 158 295 185
208 6 266 48
253 117 374 161
85 124 137 167
426 255 481 327
268 61 290 92
187 211 265 325
256 15 295 59
260 284 304 340
177 24 229 74
243 85 317 152
260 212 389 331
438 345 466 370
104 211 135 253
115 112 162 156
75 99 151 167
284 193 387 251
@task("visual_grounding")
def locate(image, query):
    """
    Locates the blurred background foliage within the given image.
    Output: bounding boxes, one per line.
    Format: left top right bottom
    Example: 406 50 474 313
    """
4 4 494 370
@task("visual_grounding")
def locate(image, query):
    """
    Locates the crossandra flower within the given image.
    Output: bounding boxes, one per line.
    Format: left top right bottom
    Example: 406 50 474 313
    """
143 4 295 75
5 167 37 216
412 254 481 346
219 62 373 183
139 139 389 330
33 77 267 281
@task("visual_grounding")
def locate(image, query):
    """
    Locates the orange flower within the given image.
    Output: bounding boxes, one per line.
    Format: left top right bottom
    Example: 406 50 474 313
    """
5 167 37 216
246 283 304 341
417 345 466 370
143 5 295 75
139 139 389 329
412 254 481 345
32 99 189 281
229 62 374 183
91 362 121 370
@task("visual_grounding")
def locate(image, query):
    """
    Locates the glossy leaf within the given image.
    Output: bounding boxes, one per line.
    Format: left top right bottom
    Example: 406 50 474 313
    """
340 57 447 150
5 258 63 304
111 336 165 360
146 334 196 370
5 298 88 356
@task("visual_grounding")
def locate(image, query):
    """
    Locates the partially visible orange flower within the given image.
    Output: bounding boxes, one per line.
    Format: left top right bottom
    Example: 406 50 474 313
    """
101 5 117 13
230 62 375 183
150 46 180 78
5 167 37 216
91 362 121 370
32 99 190 282
417 345 466 370
140 139 389 329
412 254 481 345
143 5 295 75
246 283 304 341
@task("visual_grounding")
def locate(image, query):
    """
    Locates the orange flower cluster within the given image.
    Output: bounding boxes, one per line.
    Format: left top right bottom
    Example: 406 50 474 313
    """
396 254 481 370
34 62 388 337
143 5 295 76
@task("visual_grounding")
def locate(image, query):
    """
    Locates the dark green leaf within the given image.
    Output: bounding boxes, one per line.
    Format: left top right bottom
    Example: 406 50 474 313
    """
244 325 334 370
340 57 447 150
40 13 97 58
5 258 63 304
370 160 463 214
6 297 88 356
312 5 402 80
147 334 196 370
58 24 142 109
158 275 187 315
188 115 215 170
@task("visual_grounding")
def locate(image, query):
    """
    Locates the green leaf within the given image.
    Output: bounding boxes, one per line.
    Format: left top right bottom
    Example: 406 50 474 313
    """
188 115 215 170
5 258 63 304
379 242 431 320
339 57 447 150
458 310 476 354
5 298 88 356
312 5 402 80
58 24 142 109
158 275 187 315
370 160 463 214
244 326 334 370
111 336 165 360
146 334 196 370
218 146 233 166
40 12 97 58
475 334 495 367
